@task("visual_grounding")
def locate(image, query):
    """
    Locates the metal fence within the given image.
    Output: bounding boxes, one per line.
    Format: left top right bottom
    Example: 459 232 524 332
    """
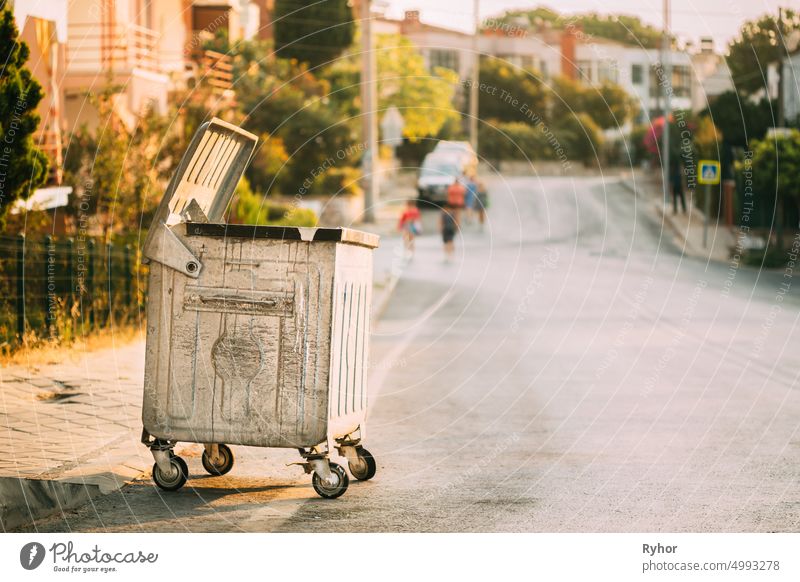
0 235 145 351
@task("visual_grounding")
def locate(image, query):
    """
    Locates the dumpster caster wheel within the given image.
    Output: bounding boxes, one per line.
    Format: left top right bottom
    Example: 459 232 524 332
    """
202 444 234 476
348 447 377 481
312 462 349 499
152 456 188 491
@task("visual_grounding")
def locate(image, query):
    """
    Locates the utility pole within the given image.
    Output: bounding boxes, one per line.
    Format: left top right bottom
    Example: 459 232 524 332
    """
661 0 671 206
777 6 785 128
360 0 377 222
469 0 479 152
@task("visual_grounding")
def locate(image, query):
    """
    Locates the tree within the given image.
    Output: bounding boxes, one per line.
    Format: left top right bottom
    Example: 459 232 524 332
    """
728 10 800 96
233 177 317 226
237 48 355 195
690 116 722 161
377 35 460 141
555 112 603 166
478 121 555 162
582 82 638 129
747 130 800 247
477 56 548 124
576 14 663 49
490 9 664 49
245 133 289 194
273 0 354 69
321 57 360 121
550 76 637 130
703 90 775 147
63 88 170 236
0 7 48 221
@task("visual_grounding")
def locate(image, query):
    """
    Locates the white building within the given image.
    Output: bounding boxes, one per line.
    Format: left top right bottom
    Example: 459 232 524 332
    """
387 10 732 128
690 38 733 113
573 39 710 123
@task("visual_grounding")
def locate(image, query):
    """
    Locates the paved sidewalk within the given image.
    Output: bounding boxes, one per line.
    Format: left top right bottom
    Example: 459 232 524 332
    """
619 170 736 263
0 341 153 530
1 219 405 531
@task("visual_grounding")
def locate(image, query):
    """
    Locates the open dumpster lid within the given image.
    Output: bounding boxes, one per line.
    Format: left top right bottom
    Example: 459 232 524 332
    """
143 118 258 277
150 117 258 228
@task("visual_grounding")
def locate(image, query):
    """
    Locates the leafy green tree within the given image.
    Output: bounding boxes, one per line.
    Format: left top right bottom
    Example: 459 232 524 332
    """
550 76 637 129
237 49 354 195
576 14 663 49
0 7 48 221
555 112 603 166
478 121 553 162
377 35 460 142
320 35 462 143
322 57 360 121
728 10 800 96
691 116 722 160
64 88 170 236
703 90 775 146
746 130 800 247
245 133 289 194
273 0 354 69
233 177 317 226
477 57 548 124
582 82 638 129
489 9 664 48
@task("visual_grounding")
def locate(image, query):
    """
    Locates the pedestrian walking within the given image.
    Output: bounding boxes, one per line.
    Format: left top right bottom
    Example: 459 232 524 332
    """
441 204 457 261
446 175 466 226
474 178 489 230
464 174 478 223
671 161 686 215
397 199 422 256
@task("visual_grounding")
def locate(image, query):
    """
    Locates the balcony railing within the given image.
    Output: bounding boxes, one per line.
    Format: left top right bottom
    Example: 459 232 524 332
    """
67 22 161 74
194 49 234 94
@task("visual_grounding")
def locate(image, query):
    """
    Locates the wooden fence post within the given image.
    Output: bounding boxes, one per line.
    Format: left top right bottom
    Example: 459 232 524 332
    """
88 239 95 329
15 234 25 340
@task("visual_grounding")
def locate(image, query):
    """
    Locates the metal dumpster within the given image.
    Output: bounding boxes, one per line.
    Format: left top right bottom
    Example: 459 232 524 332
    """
140 118 379 498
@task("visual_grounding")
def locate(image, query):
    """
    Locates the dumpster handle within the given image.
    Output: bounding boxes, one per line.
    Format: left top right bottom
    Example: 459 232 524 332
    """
142 222 203 278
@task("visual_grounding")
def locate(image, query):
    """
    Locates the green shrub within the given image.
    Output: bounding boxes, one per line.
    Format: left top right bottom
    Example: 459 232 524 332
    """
478 121 553 162
739 245 794 268
308 167 362 196
478 115 602 166
233 177 318 226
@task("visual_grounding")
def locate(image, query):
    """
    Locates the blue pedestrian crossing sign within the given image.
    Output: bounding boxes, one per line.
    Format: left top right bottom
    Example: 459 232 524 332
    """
698 160 720 185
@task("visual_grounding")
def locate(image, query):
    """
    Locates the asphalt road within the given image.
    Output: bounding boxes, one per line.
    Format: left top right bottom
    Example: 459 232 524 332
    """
31 176 800 532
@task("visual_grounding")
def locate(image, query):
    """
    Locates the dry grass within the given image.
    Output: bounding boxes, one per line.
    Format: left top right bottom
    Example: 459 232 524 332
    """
0 324 145 368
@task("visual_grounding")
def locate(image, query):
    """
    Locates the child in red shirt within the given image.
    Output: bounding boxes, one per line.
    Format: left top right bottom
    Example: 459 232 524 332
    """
398 199 422 254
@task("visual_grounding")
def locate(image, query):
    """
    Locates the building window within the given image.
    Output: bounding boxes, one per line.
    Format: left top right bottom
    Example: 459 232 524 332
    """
631 64 643 85
649 65 663 98
429 49 459 72
649 63 691 98
576 60 593 83
597 60 618 83
672 65 691 97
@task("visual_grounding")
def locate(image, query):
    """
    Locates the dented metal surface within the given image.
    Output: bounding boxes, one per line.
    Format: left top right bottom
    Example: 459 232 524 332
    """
141 119 378 498
143 232 376 449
